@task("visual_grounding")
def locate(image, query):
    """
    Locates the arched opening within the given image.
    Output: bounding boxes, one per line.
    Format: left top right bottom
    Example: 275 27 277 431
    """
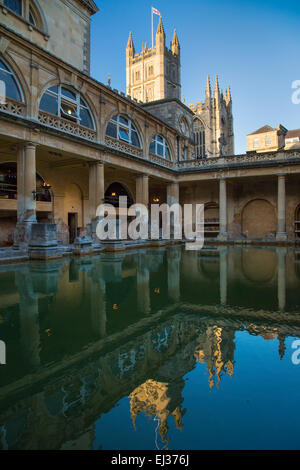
295 205 300 238
242 199 276 239
193 118 206 159
104 182 134 208
204 202 219 238
0 57 24 103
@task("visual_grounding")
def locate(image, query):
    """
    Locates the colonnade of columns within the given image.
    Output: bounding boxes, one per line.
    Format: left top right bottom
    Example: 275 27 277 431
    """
11 142 289 247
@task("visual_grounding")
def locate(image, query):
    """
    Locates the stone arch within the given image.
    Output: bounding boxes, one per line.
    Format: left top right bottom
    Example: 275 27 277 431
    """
104 182 134 207
178 115 190 138
242 199 276 239
0 53 29 106
30 0 49 34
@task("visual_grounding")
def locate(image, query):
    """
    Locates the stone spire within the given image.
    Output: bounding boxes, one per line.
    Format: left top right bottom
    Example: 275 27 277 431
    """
156 16 166 43
214 75 220 106
126 32 135 57
205 75 211 100
171 29 180 55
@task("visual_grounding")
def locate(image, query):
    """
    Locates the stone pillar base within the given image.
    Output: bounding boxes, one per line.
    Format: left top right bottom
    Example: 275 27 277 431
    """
217 232 229 241
13 223 33 250
276 232 288 242
74 236 93 256
29 223 62 260
101 240 126 252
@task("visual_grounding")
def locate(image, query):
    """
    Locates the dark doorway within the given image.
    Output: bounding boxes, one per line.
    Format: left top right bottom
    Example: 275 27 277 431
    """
68 213 78 244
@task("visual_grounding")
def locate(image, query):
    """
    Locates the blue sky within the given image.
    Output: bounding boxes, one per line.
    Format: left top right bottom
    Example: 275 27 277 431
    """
90 0 300 154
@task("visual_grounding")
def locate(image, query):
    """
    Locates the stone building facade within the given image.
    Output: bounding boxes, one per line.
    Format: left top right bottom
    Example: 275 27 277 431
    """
0 0 299 254
127 17 234 158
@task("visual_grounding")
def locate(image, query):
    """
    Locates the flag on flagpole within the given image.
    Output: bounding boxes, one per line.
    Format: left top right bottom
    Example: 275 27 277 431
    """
152 7 161 16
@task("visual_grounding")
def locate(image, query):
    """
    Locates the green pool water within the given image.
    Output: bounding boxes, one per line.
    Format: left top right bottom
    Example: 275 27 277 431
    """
0 245 300 450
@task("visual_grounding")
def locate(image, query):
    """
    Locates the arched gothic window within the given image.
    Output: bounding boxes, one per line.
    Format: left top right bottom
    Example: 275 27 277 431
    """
4 0 44 30
194 119 206 159
0 58 23 102
106 115 141 148
149 135 172 160
39 85 95 129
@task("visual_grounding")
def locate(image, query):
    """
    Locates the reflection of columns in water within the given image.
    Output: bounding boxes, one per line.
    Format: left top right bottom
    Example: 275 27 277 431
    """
219 247 228 306
15 270 40 369
277 248 287 312
137 254 150 314
90 273 107 338
100 254 124 283
167 247 181 302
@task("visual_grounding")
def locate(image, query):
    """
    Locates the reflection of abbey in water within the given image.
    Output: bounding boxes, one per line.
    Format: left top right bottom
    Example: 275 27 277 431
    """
0 246 300 449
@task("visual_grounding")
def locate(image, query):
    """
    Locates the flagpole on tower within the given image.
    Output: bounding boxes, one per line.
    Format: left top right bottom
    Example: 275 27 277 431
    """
151 6 154 50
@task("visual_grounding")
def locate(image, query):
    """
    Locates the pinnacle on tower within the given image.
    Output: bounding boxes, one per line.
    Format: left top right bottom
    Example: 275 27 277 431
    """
227 86 231 102
205 75 211 99
214 75 220 106
171 29 180 55
126 32 135 56
214 75 220 97
156 16 166 42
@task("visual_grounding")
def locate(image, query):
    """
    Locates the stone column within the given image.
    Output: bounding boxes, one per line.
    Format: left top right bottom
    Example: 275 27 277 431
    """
218 179 228 241
90 275 107 338
89 162 104 221
89 162 104 239
276 174 287 241
219 246 228 305
14 143 37 248
23 143 37 223
136 175 149 206
277 248 286 312
137 259 150 314
167 182 180 239
15 270 40 369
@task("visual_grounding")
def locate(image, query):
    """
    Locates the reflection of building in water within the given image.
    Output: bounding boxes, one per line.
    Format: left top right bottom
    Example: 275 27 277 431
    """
1 247 300 448
130 379 185 448
195 326 235 389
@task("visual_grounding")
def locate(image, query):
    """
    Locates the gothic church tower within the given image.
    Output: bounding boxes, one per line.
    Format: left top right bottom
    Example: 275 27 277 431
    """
126 17 181 102
190 75 234 157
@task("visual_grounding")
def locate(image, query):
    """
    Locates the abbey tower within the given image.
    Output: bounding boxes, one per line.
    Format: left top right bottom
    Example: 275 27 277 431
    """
126 17 234 157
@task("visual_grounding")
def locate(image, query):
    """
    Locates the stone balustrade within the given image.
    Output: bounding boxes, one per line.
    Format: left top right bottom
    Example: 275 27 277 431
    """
38 111 97 141
0 97 26 117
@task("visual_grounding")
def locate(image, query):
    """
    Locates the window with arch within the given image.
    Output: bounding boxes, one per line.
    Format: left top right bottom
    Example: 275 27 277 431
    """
106 115 141 148
0 58 23 102
39 85 95 129
194 119 206 159
150 135 172 160
4 0 43 29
